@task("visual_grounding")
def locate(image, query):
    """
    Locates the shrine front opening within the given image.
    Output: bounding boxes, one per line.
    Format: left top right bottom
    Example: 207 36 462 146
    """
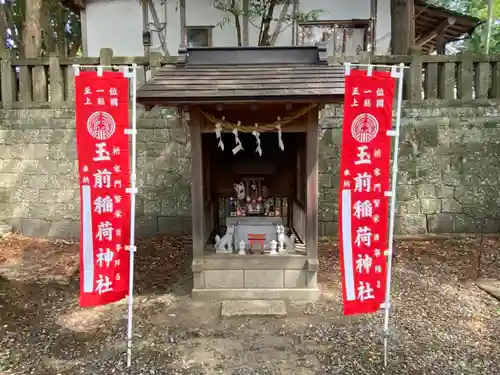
204 130 301 229
136 45 344 300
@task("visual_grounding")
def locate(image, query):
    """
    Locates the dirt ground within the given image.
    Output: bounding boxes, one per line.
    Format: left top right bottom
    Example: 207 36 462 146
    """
0 234 499 375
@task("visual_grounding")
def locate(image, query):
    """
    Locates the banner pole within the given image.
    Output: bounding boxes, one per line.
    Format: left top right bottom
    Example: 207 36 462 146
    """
383 63 405 367
126 63 138 368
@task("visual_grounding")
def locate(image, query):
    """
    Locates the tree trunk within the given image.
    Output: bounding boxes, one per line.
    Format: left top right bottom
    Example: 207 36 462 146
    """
242 0 249 46
269 0 291 46
0 1 6 54
22 0 43 58
259 0 278 46
230 0 242 46
390 0 412 54
234 12 242 46
40 2 58 54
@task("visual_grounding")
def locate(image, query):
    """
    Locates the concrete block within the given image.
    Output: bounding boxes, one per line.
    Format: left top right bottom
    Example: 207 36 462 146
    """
284 270 307 288
395 214 427 235
193 272 204 289
307 271 318 288
396 185 417 200
420 198 441 214
319 202 335 221
322 221 338 236
436 185 454 198
21 218 51 237
47 220 71 239
158 216 191 235
68 221 81 240
134 215 158 237
244 270 283 288
319 174 332 188
143 200 162 215
205 270 244 289
404 200 421 214
416 184 437 198
8 144 49 159
441 199 462 213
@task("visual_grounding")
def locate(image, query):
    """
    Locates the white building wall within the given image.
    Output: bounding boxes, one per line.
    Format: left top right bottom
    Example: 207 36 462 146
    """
84 0 391 57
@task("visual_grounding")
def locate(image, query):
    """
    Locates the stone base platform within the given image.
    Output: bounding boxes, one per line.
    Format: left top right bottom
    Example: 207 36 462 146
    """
193 288 319 301
191 253 319 301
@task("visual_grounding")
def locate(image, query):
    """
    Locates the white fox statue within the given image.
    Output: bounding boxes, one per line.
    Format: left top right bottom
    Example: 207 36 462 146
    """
215 225 235 253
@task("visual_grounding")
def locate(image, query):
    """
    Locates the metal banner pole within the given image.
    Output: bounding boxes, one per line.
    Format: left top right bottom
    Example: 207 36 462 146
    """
383 62 405 367
125 63 138 368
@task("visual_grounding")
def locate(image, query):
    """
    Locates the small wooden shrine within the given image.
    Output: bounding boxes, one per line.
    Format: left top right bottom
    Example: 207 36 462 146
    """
137 45 344 300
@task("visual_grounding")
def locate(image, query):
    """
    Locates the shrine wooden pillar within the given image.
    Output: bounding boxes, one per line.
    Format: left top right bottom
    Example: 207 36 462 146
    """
189 108 205 289
305 107 319 284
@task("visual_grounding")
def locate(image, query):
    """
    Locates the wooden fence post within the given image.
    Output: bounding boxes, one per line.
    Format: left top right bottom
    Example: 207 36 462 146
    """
65 62 76 102
99 48 113 68
358 51 371 65
491 61 500 99
438 60 455 100
1 51 15 106
424 60 438 99
18 60 32 103
148 52 163 77
406 48 423 101
32 58 47 102
49 53 64 105
457 53 474 100
475 60 490 99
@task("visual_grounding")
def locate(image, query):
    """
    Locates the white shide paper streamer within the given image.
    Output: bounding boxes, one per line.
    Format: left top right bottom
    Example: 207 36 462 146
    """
252 130 262 156
215 121 224 150
232 126 243 154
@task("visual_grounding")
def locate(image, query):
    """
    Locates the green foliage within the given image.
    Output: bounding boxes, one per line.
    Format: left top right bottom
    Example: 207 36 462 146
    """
427 0 500 54
212 0 323 46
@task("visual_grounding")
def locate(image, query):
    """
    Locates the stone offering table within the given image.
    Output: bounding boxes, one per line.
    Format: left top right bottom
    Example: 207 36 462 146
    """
226 216 282 249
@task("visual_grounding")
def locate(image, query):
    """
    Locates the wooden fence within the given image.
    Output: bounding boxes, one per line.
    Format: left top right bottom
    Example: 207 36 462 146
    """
0 48 499 108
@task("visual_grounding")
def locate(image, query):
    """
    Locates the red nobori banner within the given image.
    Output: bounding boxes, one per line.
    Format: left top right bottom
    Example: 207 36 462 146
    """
338 69 395 316
75 71 131 307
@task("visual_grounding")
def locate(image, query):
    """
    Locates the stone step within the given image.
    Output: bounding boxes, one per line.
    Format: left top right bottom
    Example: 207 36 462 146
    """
221 300 287 317
476 280 500 301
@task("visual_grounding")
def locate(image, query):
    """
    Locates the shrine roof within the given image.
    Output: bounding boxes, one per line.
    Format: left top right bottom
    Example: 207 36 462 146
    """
136 45 345 106
415 1 483 53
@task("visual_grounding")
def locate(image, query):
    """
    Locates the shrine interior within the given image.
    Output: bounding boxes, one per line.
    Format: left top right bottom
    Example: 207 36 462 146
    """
201 130 307 255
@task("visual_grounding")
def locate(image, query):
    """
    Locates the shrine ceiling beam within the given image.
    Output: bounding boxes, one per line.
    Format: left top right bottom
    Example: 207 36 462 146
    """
415 16 456 47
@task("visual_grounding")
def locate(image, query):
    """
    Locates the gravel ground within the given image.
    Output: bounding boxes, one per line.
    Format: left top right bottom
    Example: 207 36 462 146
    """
0 234 499 375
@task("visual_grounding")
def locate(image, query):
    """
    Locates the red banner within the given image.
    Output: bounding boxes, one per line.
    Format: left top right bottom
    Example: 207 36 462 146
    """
338 69 395 316
75 71 131 307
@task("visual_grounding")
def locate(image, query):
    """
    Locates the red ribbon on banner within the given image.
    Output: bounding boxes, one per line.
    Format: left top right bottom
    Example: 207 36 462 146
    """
75 71 131 307
338 69 395 316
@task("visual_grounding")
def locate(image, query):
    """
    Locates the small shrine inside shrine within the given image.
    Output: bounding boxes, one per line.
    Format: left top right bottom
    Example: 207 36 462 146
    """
137 45 344 300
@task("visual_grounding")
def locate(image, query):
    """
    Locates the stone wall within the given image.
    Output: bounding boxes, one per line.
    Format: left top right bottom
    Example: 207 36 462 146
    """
319 102 500 236
0 107 192 238
1 102 500 238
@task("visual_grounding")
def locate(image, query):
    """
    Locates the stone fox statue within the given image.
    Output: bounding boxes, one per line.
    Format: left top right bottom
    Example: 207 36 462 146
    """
234 182 245 200
215 225 235 253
